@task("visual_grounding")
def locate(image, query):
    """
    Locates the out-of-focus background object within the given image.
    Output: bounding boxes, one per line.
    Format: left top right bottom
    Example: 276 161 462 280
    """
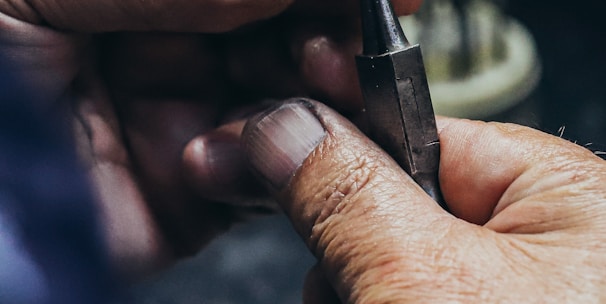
0 60 115 304
511 0 606 148
399 0 541 124
125 0 606 303
120 216 314 303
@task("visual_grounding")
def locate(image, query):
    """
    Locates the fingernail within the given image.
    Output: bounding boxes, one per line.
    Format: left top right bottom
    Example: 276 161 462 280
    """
205 139 245 185
183 137 244 188
242 100 326 189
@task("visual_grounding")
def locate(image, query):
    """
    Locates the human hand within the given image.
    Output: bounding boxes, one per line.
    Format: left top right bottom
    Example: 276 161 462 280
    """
241 99 606 303
0 0 421 277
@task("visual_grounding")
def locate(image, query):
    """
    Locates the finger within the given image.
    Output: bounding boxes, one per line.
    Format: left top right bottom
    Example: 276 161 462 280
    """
225 17 368 122
101 32 270 203
303 264 341 304
71 72 170 278
290 19 365 116
436 117 526 224
182 119 276 208
6 0 295 32
286 0 424 112
113 94 276 258
114 97 233 255
100 32 278 255
437 117 606 230
241 99 465 302
0 11 85 105
100 33 227 196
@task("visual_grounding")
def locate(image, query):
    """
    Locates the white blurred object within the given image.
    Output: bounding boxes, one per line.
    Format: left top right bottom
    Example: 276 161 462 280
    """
400 0 541 122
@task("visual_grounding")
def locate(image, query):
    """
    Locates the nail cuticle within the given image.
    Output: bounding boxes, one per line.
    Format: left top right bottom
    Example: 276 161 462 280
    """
242 100 326 189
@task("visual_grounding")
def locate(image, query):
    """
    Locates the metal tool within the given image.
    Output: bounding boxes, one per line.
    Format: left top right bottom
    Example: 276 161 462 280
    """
356 0 448 210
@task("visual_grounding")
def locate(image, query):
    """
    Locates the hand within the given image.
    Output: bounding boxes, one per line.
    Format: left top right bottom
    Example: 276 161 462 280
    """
241 99 606 303
0 0 422 277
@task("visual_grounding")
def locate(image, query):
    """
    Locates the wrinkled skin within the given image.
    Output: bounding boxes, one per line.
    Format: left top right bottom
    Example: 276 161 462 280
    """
4 0 606 303
0 0 421 276
241 100 606 303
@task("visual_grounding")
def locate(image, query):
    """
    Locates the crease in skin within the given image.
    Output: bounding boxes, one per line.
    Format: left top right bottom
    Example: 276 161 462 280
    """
437 119 522 224
500 155 602 211
71 67 131 166
0 0 42 24
438 117 606 229
303 168 456 301
298 136 391 254
498 236 604 301
490 146 606 234
90 162 170 279
488 189 604 235
0 9 85 106
345 224 487 303
69 81 171 277
74 99 129 167
312 151 375 225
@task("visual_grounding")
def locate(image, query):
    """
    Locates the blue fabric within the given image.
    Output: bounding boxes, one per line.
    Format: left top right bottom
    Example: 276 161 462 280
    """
0 61 116 303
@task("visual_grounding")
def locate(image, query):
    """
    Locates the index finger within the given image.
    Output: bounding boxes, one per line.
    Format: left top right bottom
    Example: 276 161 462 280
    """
437 117 606 226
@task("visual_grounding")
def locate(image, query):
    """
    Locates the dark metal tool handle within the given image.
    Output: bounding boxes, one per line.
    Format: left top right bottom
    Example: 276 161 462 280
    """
356 0 448 211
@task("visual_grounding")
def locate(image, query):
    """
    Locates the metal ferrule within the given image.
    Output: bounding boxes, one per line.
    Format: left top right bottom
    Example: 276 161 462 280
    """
357 0 447 210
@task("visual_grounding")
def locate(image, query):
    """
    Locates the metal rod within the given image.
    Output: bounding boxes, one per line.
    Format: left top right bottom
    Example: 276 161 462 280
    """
356 0 449 211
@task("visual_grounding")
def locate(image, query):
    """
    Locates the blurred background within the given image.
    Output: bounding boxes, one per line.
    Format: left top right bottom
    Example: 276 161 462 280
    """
123 0 606 303
512 0 606 148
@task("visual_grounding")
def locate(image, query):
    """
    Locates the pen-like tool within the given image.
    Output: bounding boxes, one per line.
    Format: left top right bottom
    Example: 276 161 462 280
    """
356 0 448 211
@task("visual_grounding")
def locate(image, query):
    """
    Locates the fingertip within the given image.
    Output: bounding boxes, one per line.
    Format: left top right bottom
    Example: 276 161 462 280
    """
182 136 212 187
290 20 365 114
392 0 424 15
436 118 556 224
182 123 266 204
435 116 463 133
183 135 244 187
437 119 507 224
242 99 463 302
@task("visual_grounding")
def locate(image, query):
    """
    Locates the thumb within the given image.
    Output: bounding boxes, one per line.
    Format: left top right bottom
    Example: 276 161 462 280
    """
241 99 467 302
